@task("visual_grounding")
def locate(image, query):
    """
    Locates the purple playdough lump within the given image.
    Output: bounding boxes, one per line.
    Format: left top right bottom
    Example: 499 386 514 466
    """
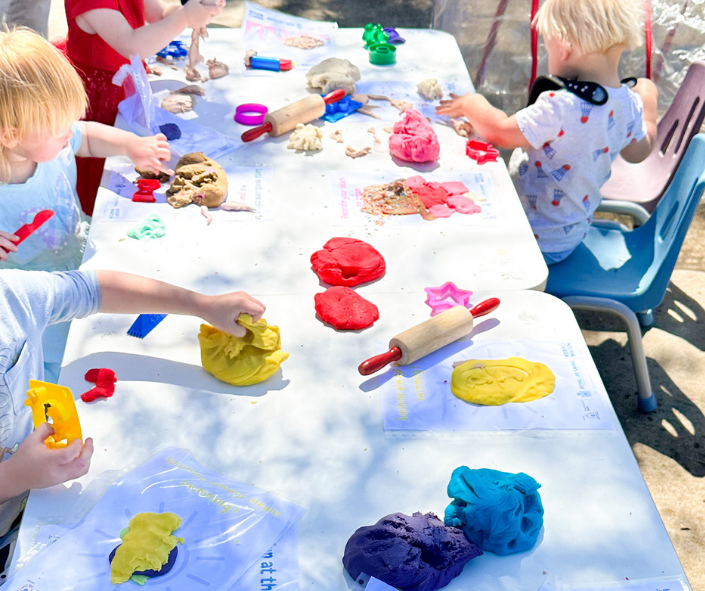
343 512 482 591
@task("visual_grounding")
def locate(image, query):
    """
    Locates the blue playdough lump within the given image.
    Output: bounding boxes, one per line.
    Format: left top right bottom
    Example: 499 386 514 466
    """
444 467 544 556
343 511 482 591
108 544 178 578
159 123 182 141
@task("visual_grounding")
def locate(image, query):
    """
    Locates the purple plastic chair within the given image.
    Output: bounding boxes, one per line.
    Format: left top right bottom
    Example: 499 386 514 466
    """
602 61 705 212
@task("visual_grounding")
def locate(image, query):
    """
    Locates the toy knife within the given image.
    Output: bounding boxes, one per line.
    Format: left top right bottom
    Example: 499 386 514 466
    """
13 210 55 245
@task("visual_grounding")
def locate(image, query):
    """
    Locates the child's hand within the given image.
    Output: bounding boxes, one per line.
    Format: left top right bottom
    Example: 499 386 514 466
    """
5 424 94 494
436 93 475 118
200 292 266 337
127 133 173 176
183 0 225 30
0 230 19 260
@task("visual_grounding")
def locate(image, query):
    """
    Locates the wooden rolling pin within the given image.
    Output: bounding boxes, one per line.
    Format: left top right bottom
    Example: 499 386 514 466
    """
241 89 346 142
358 298 501 375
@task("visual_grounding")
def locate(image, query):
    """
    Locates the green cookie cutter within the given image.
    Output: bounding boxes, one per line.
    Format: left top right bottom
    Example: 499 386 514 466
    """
362 23 389 48
127 214 166 241
368 43 397 66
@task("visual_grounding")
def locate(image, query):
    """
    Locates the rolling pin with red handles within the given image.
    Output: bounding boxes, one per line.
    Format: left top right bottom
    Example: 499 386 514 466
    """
241 89 347 142
358 298 501 376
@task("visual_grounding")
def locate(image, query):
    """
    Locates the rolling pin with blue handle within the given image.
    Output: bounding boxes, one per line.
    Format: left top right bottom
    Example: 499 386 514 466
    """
358 298 501 375
241 89 347 142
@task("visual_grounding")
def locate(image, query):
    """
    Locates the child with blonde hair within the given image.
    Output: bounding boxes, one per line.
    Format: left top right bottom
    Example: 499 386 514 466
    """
65 0 225 214
438 0 659 264
0 28 169 271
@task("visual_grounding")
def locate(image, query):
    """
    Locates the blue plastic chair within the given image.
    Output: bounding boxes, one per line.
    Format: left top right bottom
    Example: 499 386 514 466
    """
546 133 705 412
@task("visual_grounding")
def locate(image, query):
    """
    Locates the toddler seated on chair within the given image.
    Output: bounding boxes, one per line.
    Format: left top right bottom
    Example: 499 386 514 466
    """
437 0 659 264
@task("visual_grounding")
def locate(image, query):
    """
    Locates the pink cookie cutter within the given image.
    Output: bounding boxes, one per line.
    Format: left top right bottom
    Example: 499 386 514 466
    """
424 282 473 316
235 103 269 126
466 140 499 164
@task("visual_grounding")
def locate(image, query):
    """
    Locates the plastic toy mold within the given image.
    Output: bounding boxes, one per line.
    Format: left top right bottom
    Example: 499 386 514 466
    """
133 179 161 202
25 380 82 449
424 282 473 316
362 23 389 48
368 43 397 66
466 140 499 164
157 41 187 59
383 27 406 44
321 95 363 122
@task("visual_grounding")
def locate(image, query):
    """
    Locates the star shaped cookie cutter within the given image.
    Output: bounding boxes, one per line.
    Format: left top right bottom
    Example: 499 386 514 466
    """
424 282 474 316
466 140 499 164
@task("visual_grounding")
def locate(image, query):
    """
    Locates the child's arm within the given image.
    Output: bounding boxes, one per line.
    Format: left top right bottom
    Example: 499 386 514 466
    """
95 271 266 338
0 424 94 503
76 122 172 175
143 0 182 23
620 78 659 163
436 93 532 150
75 0 224 61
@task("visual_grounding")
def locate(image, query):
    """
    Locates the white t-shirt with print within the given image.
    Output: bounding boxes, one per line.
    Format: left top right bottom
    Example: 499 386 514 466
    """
509 85 647 253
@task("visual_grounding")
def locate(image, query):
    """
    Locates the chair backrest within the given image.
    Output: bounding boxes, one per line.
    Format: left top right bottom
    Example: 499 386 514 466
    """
603 62 705 208
635 133 705 305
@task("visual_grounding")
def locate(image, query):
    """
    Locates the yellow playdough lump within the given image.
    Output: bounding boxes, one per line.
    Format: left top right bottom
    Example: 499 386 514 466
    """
110 512 183 584
451 357 555 406
199 315 289 386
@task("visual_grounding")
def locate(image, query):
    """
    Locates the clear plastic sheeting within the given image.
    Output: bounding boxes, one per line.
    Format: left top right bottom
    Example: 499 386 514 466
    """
432 0 705 116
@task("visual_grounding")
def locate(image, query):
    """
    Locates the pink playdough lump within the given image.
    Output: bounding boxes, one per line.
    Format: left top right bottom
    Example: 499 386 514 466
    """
389 109 440 163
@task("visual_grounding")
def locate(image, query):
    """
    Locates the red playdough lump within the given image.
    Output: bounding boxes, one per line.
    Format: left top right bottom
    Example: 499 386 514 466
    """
311 238 386 287
314 286 380 330
81 368 117 403
389 109 440 163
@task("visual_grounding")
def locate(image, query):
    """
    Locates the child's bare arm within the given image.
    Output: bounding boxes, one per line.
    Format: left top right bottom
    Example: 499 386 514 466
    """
96 271 266 338
620 78 658 163
75 0 224 61
76 122 172 175
437 93 532 150
143 0 180 23
0 424 94 502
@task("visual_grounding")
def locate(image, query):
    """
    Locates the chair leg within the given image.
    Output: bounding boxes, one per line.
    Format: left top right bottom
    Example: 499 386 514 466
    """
562 296 657 412
637 310 654 327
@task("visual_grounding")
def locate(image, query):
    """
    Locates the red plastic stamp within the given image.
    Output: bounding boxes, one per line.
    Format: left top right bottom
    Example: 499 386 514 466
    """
132 179 161 202
466 140 499 164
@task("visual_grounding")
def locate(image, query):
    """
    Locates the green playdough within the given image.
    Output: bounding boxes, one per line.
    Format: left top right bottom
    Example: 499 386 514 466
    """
127 214 166 241
110 512 183 584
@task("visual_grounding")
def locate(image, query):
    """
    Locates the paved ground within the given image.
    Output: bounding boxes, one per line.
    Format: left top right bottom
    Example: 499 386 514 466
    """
48 0 705 587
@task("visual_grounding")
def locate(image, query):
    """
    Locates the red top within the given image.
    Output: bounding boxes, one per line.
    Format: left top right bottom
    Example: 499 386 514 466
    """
65 0 145 72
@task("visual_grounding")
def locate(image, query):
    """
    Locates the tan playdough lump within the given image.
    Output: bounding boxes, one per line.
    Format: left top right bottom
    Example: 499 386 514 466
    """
166 152 227 209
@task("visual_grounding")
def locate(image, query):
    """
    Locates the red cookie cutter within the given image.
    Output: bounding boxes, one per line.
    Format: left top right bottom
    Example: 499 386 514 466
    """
466 140 499 164
132 179 161 202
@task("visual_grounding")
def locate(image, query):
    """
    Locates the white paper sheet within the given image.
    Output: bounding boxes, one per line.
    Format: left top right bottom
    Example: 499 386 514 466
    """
2 448 306 591
329 170 500 227
378 340 614 432
242 2 337 72
101 164 274 223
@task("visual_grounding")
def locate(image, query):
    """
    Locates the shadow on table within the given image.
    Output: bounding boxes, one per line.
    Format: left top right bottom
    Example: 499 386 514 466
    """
61 352 290 398
587 337 705 477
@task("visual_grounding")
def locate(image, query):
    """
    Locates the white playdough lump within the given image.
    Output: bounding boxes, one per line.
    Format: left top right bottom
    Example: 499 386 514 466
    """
288 123 323 151
306 58 361 95
417 78 444 101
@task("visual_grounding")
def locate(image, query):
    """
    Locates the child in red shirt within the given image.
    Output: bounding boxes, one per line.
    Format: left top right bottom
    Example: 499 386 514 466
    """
64 0 224 215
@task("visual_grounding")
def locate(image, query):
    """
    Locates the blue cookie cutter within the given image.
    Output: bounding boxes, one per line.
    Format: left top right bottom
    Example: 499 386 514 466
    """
320 95 363 123
156 41 188 59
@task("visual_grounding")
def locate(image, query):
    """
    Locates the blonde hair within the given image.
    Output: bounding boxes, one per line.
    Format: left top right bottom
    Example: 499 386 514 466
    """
534 0 644 55
0 27 86 181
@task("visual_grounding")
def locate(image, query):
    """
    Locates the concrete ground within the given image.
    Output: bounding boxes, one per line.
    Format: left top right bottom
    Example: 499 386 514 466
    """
48 0 705 587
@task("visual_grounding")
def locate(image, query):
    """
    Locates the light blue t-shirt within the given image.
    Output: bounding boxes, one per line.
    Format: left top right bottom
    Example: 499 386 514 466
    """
0 125 89 272
0 269 100 524
510 85 647 254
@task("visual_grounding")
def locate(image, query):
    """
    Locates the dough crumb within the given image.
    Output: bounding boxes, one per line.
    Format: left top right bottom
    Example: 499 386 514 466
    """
288 123 323 151
383 126 393 133
160 93 195 113
367 127 376 134
345 145 371 159
330 130 344 143
417 78 444 100
200 205 213 225
171 84 205 96
244 48 257 68
284 35 324 49
207 58 229 79
451 118 473 137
